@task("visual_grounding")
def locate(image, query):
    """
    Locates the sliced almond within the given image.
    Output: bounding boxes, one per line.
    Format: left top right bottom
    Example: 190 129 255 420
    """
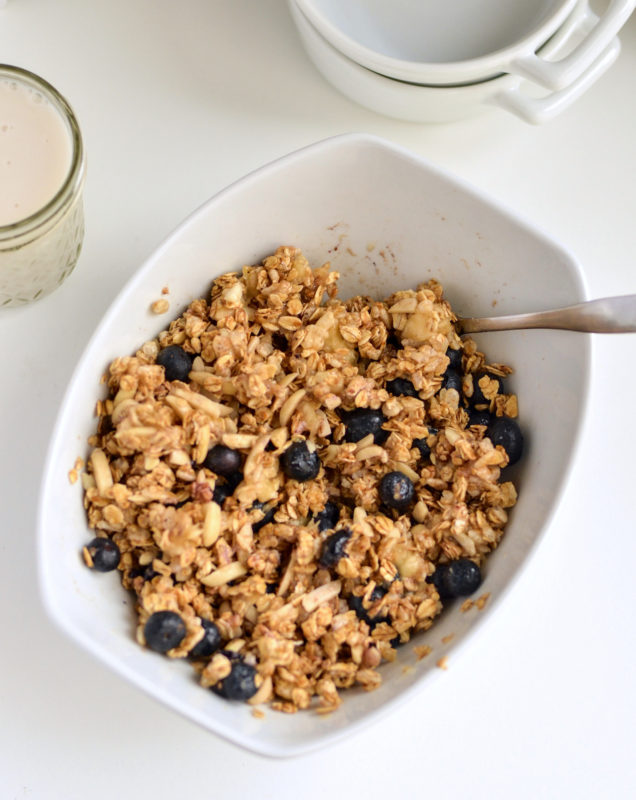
301 580 341 613
200 561 247 587
202 501 222 547
90 448 113 495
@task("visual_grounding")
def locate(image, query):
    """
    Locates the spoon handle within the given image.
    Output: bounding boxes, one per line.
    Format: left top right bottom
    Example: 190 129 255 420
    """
459 295 636 334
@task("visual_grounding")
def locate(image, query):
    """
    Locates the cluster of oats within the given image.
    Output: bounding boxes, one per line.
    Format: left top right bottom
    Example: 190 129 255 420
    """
82 246 518 713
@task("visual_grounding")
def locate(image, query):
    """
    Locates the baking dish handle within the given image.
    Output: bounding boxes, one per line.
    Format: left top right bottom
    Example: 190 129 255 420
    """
510 0 633 90
492 37 620 124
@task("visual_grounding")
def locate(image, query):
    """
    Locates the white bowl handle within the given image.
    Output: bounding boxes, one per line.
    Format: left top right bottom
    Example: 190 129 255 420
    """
509 0 633 90
492 36 620 124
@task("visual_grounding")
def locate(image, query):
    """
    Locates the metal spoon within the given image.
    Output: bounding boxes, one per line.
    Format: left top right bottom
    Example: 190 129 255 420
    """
459 294 636 334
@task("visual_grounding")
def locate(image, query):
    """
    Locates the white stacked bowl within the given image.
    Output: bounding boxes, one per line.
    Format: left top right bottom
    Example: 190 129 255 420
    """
289 0 634 123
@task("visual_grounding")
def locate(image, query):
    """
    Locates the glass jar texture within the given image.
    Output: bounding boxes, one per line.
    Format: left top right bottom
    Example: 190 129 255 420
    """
0 65 86 308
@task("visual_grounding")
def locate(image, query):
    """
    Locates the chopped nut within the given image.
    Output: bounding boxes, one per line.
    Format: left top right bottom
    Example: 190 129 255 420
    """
151 298 170 315
475 592 491 610
413 645 432 661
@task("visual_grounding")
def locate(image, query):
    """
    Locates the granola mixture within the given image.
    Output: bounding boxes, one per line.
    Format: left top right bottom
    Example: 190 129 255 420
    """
81 246 520 713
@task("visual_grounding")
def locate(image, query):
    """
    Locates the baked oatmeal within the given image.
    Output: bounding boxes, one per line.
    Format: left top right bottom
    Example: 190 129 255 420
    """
81 245 522 712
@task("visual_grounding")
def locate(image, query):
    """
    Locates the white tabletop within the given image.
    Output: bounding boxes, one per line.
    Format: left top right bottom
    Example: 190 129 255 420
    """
2 2 635 797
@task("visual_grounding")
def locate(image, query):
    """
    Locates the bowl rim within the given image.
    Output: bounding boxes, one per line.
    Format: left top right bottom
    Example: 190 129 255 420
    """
292 0 578 84
36 132 592 757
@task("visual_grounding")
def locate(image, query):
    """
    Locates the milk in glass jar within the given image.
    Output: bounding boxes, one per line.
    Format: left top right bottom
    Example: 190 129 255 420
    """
0 65 85 308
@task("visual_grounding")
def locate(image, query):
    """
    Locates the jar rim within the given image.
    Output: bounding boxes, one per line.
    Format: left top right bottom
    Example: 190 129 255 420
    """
0 64 85 241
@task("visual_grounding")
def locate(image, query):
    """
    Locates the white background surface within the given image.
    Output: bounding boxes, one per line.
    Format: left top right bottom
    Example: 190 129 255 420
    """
1 1 635 798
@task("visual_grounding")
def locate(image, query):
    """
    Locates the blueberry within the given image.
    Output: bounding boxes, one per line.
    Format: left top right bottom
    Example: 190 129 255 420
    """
210 474 242 508
470 371 503 408
265 582 277 594
386 378 419 399
446 347 463 372
126 566 145 581
342 408 388 445
281 440 320 482
218 648 243 662
413 426 438 461
441 368 463 394
225 470 244 490
429 559 482 599
156 345 194 383
315 501 340 532
189 618 222 659
142 564 159 581
487 416 524 465
349 586 389 628
213 481 232 507
86 537 120 572
319 528 352 568
252 501 277 532
127 565 156 582
271 332 289 351
379 471 415 512
144 610 186 653
413 437 431 461
213 660 258 701
428 568 444 595
203 444 242 477
468 409 492 427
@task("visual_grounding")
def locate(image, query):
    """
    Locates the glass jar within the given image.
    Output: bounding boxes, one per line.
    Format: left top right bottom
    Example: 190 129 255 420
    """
0 65 85 308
